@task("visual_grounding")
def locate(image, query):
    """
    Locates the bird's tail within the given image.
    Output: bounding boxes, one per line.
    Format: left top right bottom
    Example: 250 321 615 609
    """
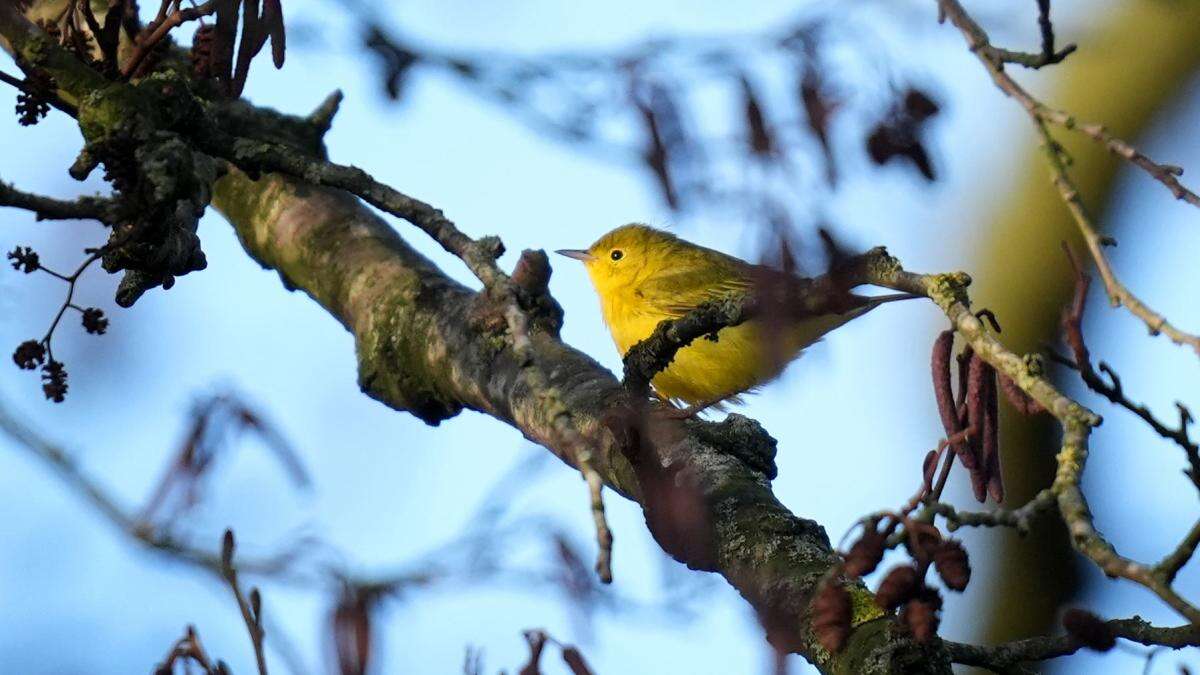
787 291 917 349
846 292 922 315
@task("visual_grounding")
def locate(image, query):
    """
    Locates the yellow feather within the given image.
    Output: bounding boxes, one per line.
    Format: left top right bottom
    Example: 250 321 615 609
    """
560 224 878 405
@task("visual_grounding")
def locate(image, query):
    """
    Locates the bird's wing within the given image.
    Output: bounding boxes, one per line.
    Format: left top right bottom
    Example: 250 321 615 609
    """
637 264 754 318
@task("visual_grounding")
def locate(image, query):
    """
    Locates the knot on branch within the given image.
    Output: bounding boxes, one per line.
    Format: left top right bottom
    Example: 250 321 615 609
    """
511 249 564 336
688 413 778 480
72 71 221 306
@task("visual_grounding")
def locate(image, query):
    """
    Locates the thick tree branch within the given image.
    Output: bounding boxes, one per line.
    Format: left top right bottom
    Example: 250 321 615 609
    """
209 169 949 673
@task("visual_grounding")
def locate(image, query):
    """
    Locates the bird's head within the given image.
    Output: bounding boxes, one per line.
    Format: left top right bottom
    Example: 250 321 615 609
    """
556 223 680 293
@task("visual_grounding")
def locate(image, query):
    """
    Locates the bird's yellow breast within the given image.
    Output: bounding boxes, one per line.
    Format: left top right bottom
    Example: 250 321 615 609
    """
599 285 819 405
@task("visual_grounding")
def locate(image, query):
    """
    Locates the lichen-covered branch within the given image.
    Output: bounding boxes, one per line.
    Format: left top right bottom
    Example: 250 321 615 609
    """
942 617 1200 673
856 254 1200 625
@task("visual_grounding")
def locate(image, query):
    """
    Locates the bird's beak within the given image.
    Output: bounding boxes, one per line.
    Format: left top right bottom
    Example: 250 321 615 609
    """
555 249 594 262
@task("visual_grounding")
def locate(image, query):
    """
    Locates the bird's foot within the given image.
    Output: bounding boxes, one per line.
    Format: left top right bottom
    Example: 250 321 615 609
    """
653 395 732 420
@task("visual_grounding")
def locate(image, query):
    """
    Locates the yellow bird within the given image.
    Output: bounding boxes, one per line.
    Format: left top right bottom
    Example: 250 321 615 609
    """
557 223 904 408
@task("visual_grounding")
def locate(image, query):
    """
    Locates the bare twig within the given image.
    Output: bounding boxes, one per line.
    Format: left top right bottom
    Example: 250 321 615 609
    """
1049 244 1200 491
918 489 1056 536
936 0 1200 356
936 0 1199 210
977 0 1076 70
943 617 1200 672
1156 518 1200 584
856 249 1200 624
220 530 269 675
0 180 116 223
153 625 222 674
121 0 216 78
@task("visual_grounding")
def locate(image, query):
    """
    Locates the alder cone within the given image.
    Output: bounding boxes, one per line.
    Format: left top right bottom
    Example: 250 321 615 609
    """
811 581 851 654
1062 608 1116 652
933 539 971 591
875 565 919 610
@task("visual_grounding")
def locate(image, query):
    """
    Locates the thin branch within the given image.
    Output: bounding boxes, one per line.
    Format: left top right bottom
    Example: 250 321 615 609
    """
936 0 1200 356
936 0 1200 357
937 0 1200 210
152 625 221 675
1049 244 1200 491
918 489 1056 535
1156 518 1200 585
943 617 1200 672
976 0 1076 70
860 251 1200 624
220 530 269 675
120 0 216 78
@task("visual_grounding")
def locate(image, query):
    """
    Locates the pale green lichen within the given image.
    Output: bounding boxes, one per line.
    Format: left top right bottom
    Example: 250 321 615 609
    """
849 585 886 625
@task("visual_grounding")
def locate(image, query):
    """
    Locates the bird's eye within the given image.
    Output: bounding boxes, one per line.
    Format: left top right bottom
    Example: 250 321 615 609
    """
610 249 624 261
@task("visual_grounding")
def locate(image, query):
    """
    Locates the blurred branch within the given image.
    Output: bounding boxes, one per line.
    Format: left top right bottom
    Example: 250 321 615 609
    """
345 3 940 229
0 398 306 576
936 0 1200 356
518 629 596 675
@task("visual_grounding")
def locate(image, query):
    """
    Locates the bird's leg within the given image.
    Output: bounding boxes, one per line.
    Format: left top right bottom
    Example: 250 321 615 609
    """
654 394 737 420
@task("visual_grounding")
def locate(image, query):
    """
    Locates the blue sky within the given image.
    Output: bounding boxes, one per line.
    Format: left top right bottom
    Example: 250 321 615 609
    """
1 1 1198 673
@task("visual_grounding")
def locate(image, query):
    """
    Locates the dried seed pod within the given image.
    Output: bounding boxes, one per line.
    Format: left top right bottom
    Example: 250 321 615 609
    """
740 75 774 157
561 646 595 675
964 353 990 501
811 580 851 654
1062 608 1116 652
875 565 919 610
844 527 887 578
932 539 971 591
13 340 45 370
931 331 964 446
998 371 1045 415
982 368 1004 502
40 359 68 402
81 308 109 335
921 449 939 490
901 598 940 643
333 588 373 675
